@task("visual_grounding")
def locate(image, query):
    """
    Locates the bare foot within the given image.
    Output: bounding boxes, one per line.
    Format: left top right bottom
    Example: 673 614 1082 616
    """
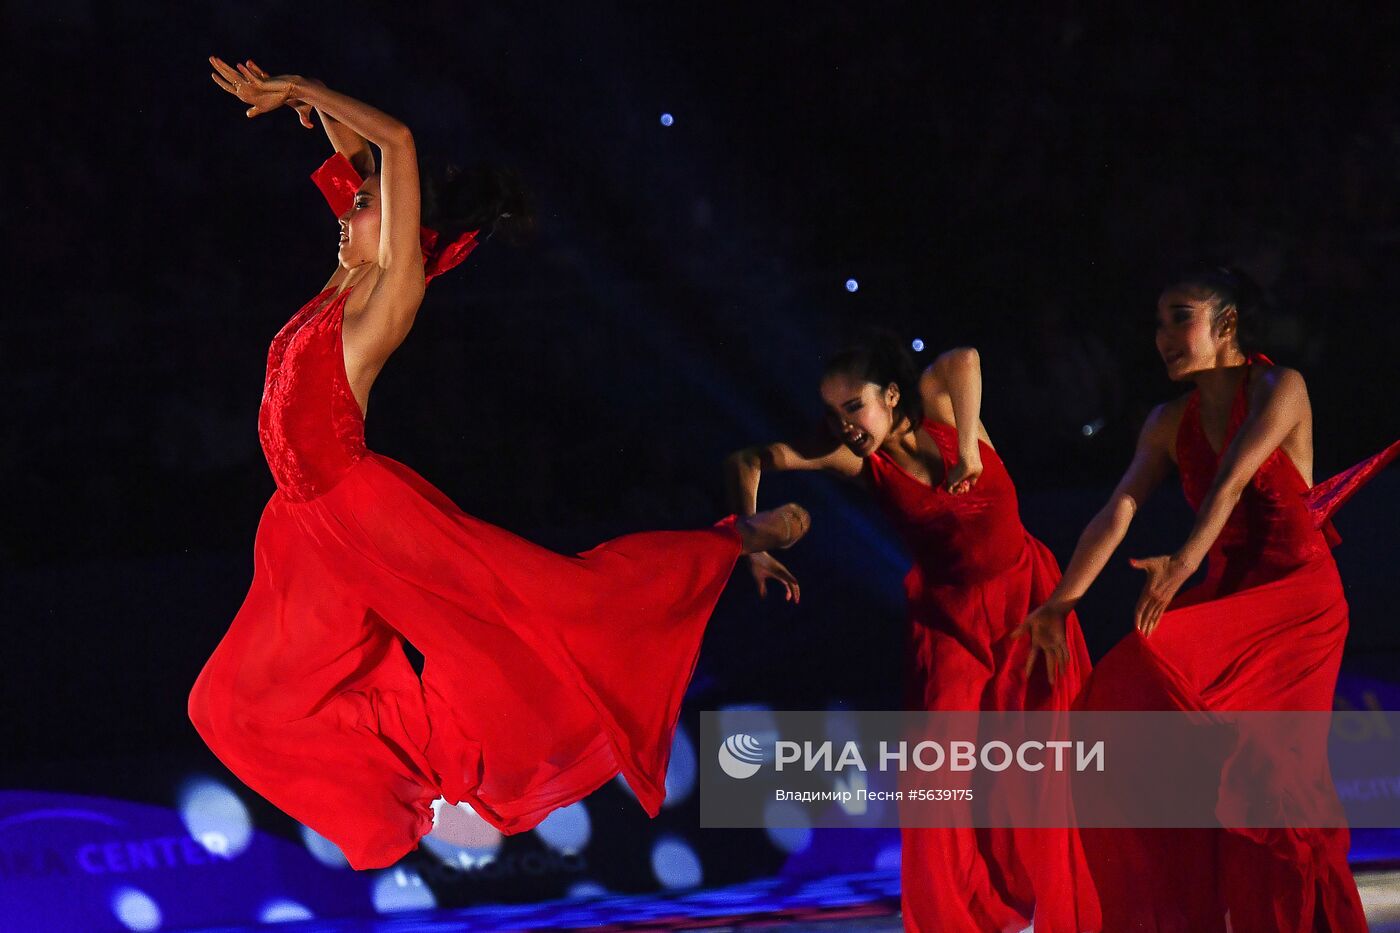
738 503 811 554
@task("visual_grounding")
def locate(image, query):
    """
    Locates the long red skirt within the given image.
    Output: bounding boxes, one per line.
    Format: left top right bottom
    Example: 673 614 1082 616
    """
901 533 1101 933
189 452 741 869
1076 555 1368 932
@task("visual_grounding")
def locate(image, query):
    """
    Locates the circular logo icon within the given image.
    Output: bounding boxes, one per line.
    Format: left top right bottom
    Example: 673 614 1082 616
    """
718 733 765 779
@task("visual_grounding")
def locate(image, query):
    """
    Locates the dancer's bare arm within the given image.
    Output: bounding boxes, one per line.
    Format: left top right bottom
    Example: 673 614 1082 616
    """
920 346 989 493
1012 402 1177 680
1131 368 1309 635
210 56 426 398
724 437 860 602
242 60 376 176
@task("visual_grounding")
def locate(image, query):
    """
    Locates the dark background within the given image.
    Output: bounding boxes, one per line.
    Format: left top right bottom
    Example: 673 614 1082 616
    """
4 0 1398 899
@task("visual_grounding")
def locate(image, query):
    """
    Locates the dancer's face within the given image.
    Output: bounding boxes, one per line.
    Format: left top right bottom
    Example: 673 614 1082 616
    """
820 373 900 457
337 174 382 268
1154 286 1238 381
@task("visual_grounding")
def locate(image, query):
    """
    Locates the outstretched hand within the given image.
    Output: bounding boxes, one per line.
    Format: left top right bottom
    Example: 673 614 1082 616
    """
1128 554 1195 636
1011 601 1070 685
209 55 302 122
747 552 801 604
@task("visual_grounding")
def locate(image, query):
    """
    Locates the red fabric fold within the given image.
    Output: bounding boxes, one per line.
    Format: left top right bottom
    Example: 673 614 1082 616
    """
189 284 743 869
1077 356 1386 932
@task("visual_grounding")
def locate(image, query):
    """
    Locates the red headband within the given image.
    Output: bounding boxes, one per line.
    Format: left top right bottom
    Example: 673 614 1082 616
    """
311 152 479 283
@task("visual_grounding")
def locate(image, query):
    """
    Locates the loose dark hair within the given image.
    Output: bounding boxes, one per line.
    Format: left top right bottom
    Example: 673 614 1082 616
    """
420 157 535 245
822 331 924 432
1166 264 1264 352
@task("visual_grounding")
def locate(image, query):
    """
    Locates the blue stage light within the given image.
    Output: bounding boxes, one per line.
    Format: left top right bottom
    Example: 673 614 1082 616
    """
299 823 350 869
912 338 925 352
534 800 592 855
176 777 252 858
259 898 314 922
651 836 703 889
371 867 437 913
660 113 675 126
568 881 609 899
111 886 161 932
846 279 859 292
763 799 813 854
664 723 698 807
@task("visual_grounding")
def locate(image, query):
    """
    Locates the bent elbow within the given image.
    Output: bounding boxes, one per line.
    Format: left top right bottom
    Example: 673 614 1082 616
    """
724 448 759 472
382 122 415 150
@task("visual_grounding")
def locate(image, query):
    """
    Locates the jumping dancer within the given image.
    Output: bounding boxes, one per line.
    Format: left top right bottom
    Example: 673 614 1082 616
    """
1022 266 1398 931
725 336 1099 933
188 57 810 870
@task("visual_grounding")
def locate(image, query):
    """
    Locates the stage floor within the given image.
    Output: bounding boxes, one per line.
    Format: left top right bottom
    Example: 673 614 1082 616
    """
178 866 1400 932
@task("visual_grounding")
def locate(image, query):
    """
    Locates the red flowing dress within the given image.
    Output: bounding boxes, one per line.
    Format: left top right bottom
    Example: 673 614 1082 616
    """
187 161 743 872
1076 354 1400 932
866 418 1101 933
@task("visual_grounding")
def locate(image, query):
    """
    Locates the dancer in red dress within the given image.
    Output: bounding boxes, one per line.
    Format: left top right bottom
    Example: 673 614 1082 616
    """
188 57 810 871
1021 266 1399 931
725 336 1100 933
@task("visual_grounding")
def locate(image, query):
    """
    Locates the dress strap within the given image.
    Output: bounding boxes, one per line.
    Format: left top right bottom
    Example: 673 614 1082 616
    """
1222 353 1275 445
921 418 959 466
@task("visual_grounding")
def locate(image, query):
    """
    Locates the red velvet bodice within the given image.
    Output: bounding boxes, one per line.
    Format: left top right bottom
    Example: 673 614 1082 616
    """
866 419 1027 585
257 286 367 502
1175 354 1329 596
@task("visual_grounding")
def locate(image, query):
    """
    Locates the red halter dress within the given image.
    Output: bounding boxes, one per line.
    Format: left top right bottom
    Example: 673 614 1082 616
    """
187 157 743 871
1076 354 1399 932
866 418 1100 933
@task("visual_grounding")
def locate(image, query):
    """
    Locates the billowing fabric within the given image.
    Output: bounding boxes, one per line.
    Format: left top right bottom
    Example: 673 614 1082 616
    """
1077 355 1398 932
189 282 741 869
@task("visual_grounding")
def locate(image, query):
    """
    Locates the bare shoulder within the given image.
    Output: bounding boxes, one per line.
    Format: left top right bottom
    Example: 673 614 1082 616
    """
1249 364 1309 405
1146 395 1189 438
1138 396 1188 461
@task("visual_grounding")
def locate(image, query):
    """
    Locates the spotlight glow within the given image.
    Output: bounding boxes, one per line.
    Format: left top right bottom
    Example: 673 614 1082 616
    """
663 723 698 807
176 777 252 858
422 799 503 867
763 799 813 853
111 887 161 932
660 113 674 126
299 824 350 869
911 338 925 352
650 836 703 889
259 899 314 922
371 867 437 913
845 278 859 292
534 800 591 855
568 881 609 899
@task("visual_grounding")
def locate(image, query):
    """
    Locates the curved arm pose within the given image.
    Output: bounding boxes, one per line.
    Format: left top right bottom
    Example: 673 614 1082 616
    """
724 336 1099 933
1018 269 1312 659
725 344 988 602
211 56 426 416
1051 266 1394 933
190 56 809 873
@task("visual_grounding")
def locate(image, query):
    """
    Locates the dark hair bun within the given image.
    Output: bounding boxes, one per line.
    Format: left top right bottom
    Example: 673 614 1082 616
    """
1168 263 1266 350
823 330 924 431
421 159 535 244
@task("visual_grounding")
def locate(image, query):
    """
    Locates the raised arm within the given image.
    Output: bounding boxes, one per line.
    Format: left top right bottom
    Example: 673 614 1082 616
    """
239 60 376 177
920 346 987 493
1130 367 1309 634
724 436 861 602
1013 402 1176 681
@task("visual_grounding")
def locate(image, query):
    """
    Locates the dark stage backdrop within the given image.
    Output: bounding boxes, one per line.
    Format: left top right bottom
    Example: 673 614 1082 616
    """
3 2 1398 928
